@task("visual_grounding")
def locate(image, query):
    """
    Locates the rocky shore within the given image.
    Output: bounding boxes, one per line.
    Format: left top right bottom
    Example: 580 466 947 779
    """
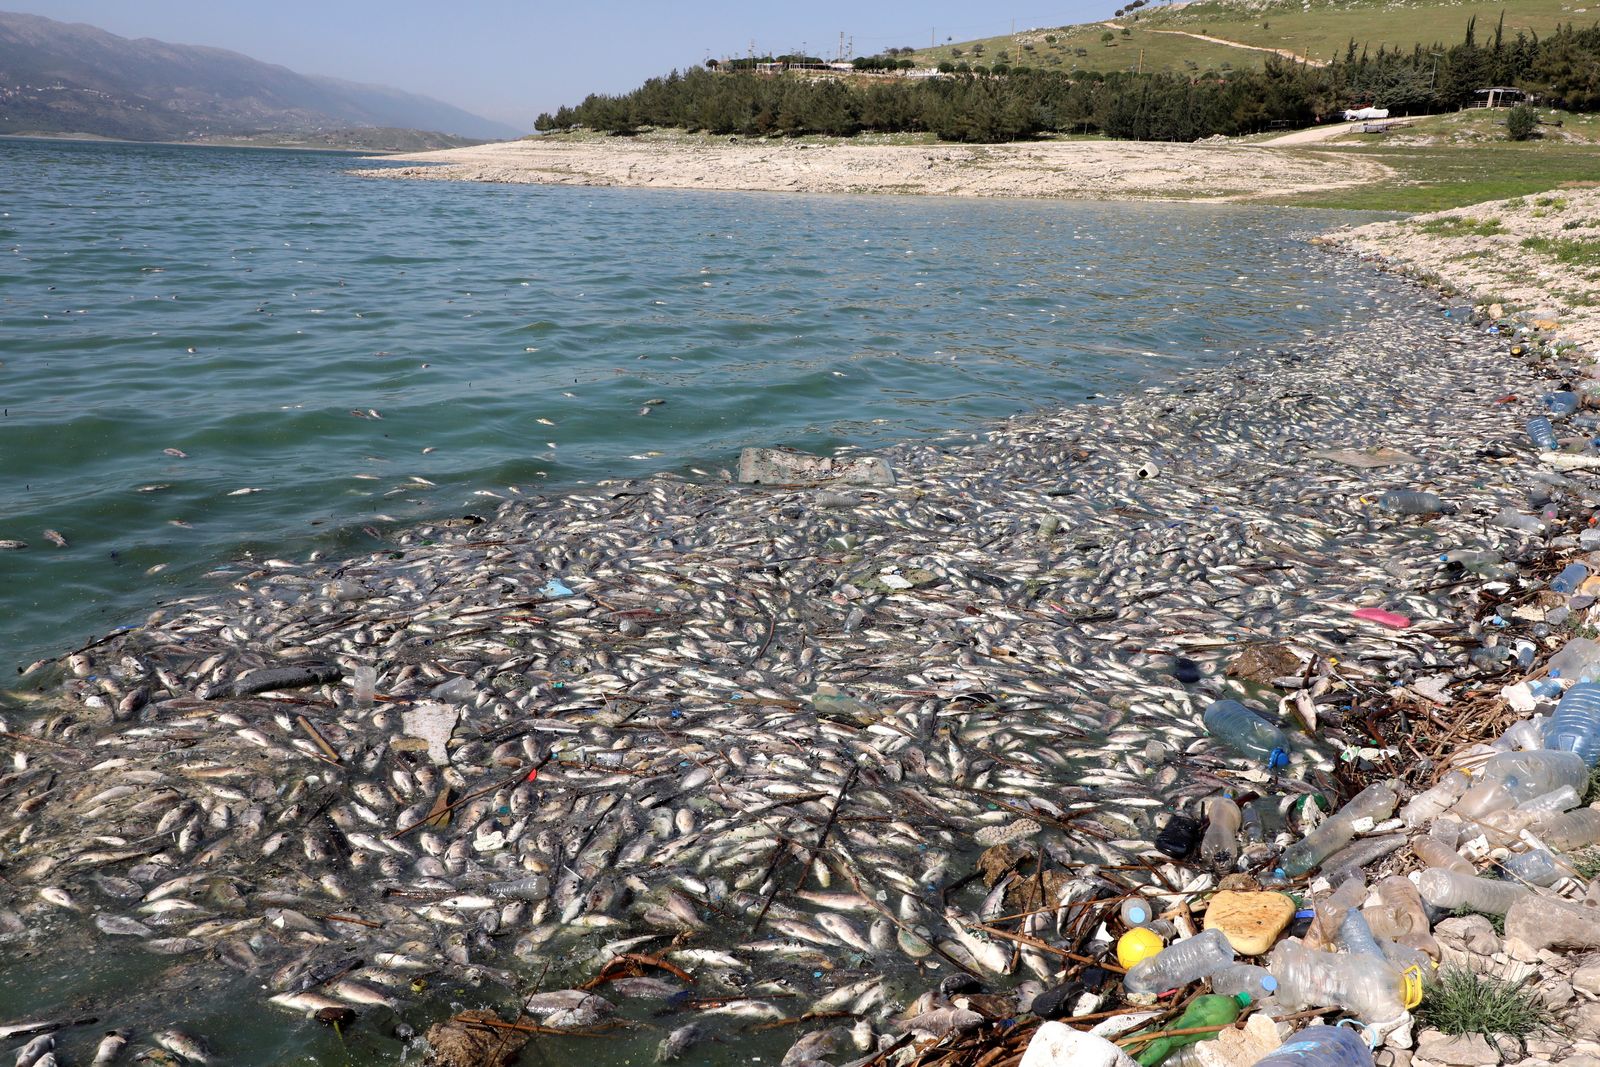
1329 187 1600 359
4 240 1598 1066
351 132 1391 202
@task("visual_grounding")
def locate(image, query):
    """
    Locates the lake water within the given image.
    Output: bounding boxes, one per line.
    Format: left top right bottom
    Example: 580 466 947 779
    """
1 136 1385 673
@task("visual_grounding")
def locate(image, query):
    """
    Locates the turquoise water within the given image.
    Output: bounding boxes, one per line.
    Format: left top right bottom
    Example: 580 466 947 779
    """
1 137 1384 670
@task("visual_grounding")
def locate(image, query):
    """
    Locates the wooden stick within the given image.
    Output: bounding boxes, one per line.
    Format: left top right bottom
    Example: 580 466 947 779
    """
295 715 341 764
388 765 531 839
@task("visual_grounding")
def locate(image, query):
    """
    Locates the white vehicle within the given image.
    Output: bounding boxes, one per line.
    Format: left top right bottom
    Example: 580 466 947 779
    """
1343 106 1390 121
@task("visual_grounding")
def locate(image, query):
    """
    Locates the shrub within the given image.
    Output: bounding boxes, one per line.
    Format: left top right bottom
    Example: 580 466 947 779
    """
1507 104 1539 140
1417 967 1549 1041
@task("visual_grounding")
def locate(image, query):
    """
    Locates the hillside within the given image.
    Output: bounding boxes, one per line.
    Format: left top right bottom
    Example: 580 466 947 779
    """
0 10 520 144
913 0 1588 76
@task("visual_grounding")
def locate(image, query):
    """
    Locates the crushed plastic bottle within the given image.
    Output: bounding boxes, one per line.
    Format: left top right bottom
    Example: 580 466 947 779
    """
1129 993 1248 1066
1415 869 1530 915
1337 908 1385 959
1277 782 1398 879
1546 683 1600 765
1543 391 1580 417
1547 639 1600 681
1517 784 1580 814
1154 813 1203 859
1123 927 1236 995
1400 770 1469 827
1248 1024 1374 1067
1493 509 1546 534
1268 939 1415 1023
1553 562 1591 595
1202 700 1290 768
1201 796 1241 872
1363 875 1431 941
1376 490 1448 516
1453 750 1589 820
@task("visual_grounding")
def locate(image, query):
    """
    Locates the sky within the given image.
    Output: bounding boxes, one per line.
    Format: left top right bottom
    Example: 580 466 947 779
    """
10 1 1113 130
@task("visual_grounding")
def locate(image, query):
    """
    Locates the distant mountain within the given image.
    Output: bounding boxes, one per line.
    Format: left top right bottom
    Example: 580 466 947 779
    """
0 11 521 144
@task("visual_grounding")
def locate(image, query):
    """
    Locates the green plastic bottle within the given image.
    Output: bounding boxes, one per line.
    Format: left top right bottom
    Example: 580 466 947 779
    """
1132 992 1250 1067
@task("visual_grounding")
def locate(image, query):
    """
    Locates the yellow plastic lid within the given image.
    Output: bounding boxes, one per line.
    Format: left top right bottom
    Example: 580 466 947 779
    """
1401 965 1425 1010
1118 927 1166 971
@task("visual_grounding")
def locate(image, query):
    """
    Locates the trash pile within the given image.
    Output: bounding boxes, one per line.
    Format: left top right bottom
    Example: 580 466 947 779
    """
1 292 1593 1066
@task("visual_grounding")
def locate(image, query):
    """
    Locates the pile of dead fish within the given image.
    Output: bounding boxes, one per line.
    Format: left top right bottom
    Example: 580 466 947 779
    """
0 287 1574 1064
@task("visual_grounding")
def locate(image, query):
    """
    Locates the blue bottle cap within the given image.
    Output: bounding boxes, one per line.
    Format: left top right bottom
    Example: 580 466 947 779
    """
1128 906 1147 923
1261 975 1278 992
1268 748 1289 769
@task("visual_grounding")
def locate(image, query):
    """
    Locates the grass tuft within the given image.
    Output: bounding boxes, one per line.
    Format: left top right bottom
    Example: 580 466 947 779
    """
1571 847 1600 878
1417 966 1550 1040
1448 905 1505 935
1521 236 1600 267
1416 215 1505 237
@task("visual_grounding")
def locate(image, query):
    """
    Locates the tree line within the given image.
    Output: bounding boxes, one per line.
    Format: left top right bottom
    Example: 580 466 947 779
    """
533 19 1600 143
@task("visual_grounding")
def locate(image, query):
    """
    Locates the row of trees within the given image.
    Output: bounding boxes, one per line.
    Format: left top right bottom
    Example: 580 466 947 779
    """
533 20 1600 143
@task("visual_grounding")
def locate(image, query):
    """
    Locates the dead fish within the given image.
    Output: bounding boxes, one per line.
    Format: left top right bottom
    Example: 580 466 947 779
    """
153 1030 210 1063
162 448 187 458
42 530 67 548
0 540 25 550
657 1023 707 1062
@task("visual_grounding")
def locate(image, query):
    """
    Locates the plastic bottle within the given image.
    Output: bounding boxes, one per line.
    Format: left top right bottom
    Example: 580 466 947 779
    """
1376 491 1448 516
1241 801 1265 844
1499 716 1551 753
1268 939 1412 1023
1528 416 1561 451
351 665 376 706
1337 908 1385 960
1210 963 1278 1000
1548 639 1600 681
1554 562 1591 595
1364 875 1431 941
1500 848 1569 887
1277 782 1399 879
1307 876 1367 949
1249 1025 1374 1067
1518 784 1580 814
1400 770 1470 827
1546 683 1600 765
1453 751 1589 820
1202 700 1290 768
1155 814 1203 859
1413 833 1473 874
1493 509 1546 534
1201 796 1242 872
1441 549 1503 567
1124 928 1237 995
1544 392 1580 417
1121 898 1159 929
1533 808 1600 851
1415 869 1530 915
1130 993 1248 1067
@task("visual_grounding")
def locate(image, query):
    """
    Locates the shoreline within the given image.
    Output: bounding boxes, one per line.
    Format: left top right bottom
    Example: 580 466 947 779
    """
350 133 1393 203
0 253 1581 1061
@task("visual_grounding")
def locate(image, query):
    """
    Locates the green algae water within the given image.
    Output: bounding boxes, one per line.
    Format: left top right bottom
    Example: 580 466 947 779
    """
1 137 1384 672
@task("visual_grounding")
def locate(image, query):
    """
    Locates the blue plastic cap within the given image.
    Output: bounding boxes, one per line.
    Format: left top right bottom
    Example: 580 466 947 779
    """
1129 906 1147 923
1274 868 1288 880
1268 748 1289 769
1262 975 1278 992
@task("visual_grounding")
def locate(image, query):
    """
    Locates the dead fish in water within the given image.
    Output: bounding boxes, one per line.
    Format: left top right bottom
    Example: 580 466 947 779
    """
42 530 67 548
657 1023 708 1062
0 540 26 550
93 1030 129 1065
153 1030 211 1063
226 488 264 496
161 448 187 458
13 1034 54 1067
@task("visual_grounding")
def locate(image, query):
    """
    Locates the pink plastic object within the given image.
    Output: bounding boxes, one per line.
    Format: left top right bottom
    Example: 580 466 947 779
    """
1352 608 1410 630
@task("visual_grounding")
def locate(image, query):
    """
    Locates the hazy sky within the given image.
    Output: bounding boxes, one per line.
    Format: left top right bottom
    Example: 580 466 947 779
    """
12 1 1112 130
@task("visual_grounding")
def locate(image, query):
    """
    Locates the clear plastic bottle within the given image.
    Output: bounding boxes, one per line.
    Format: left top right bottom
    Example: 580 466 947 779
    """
1441 549 1503 567
1533 808 1600 851
1549 639 1600 681
1377 491 1448 516
1123 927 1236 995
1248 1025 1374 1067
1544 392 1581 417
1307 876 1367 950
1518 784 1580 814
1241 801 1266 844
1499 716 1552 753
1400 770 1470 827
1202 700 1290 768
1277 782 1399 879
1415 869 1530 915
1547 683 1600 766
1500 848 1568 887
1528 416 1561 451
1337 908 1385 959
1209 962 1278 1000
1493 509 1546 534
1413 834 1473 873
1268 939 1410 1023
1554 563 1591 595
1201 796 1241 872
1453 751 1589 820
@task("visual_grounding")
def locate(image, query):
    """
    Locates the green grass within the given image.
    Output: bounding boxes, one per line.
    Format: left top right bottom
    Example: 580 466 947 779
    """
1449 904 1505 935
1571 847 1600 878
1269 142 1600 212
1414 215 1504 237
914 0 1585 76
1521 235 1600 266
1417 966 1550 1040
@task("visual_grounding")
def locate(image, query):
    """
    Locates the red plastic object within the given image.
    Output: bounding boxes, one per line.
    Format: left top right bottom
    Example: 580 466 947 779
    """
526 768 539 782
1353 607 1410 629
1495 394 1517 404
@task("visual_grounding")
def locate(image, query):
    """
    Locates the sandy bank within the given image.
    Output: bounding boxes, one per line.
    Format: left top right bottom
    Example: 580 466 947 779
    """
351 133 1391 202
1329 187 1600 355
